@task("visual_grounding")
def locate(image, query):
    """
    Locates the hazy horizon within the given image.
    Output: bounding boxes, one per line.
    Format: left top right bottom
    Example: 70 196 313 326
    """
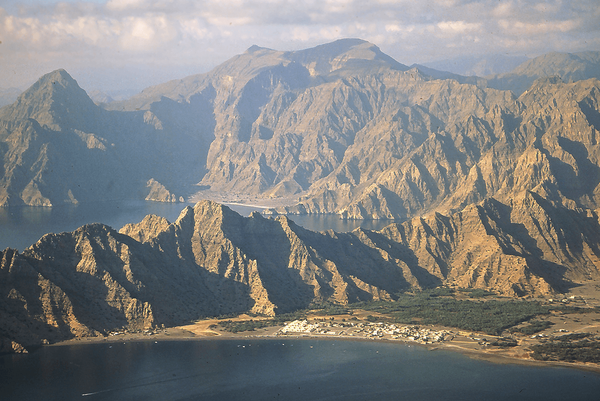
1 0 599 95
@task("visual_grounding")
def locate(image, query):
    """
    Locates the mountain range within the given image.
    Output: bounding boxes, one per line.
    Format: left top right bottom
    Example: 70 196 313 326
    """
1 38 600 353
2 197 600 353
1 39 599 216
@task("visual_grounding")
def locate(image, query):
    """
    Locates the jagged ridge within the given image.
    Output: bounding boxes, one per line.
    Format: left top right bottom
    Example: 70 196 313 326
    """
1 41 600 221
2 198 600 353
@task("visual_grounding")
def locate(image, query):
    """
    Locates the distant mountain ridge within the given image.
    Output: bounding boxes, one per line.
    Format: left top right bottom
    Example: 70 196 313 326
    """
485 51 600 95
2 198 600 353
0 40 599 223
422 51 600 96
1 41 599 215
0 69 101 131
423 54 530 77
0 70 209 206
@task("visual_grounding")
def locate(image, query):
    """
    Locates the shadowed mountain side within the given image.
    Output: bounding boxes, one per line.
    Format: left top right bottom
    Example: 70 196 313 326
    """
379 192 600 296
122 201 412 314
21 224 244 326
0 70 211 206
3 199 600 353
0 248 98 354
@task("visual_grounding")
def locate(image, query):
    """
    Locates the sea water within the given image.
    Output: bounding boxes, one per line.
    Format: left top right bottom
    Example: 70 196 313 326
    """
1 339 599 401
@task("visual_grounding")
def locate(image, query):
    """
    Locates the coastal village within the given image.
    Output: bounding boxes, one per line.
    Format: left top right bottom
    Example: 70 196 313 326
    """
277 319 455 345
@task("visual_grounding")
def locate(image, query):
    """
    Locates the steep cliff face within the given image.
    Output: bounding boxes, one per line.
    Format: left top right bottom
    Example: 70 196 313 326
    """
3 199 600 352
277 76 600 220
0 248 98 354
196 51 517 200
122 201 408 315
379 192 600 297
109 39 523 203
113 44 600 222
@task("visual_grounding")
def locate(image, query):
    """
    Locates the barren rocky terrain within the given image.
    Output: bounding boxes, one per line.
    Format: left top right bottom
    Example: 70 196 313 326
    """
2 199 600 354
1 39 600 357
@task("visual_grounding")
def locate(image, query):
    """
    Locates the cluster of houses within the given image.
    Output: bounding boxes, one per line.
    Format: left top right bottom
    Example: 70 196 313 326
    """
107 326 166 337
278 319 454 345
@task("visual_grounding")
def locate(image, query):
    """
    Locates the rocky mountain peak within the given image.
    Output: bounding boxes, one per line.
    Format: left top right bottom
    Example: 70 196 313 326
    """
0 69 99 131
289 38 408 75
246 44 273 54
119 214 172 244
38 68 76 85
190 199 237 222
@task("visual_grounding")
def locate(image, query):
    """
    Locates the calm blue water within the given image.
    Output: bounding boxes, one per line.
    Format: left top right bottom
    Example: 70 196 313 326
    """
0 201 395 251
1 339 598 401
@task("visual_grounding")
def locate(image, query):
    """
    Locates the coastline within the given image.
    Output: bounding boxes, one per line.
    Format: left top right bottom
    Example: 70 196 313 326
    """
51 320 600 375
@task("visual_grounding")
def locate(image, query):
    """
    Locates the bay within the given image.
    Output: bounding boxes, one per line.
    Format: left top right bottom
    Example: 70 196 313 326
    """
1 339 599 401
0 201 395 251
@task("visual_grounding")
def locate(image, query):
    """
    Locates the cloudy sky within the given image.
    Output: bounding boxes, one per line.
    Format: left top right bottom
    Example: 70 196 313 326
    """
1 0 599 95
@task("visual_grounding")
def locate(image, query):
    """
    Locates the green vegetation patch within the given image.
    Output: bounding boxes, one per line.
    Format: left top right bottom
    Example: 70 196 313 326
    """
218 311 308 333
458 288 496 298
489 337 519 348
510 320 554 335
309 302 352 316
352 292 551 335
217 289 566 335
531 333 600 363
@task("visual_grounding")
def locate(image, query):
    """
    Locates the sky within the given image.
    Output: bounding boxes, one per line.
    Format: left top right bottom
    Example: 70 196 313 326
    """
1 0 599 95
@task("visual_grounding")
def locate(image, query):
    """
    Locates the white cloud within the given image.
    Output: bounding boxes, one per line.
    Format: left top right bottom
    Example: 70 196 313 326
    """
0 0 598 91
492 1 514 18
498 18 580 36
289 25 344 42
106 0 150 11
437 21 482 35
